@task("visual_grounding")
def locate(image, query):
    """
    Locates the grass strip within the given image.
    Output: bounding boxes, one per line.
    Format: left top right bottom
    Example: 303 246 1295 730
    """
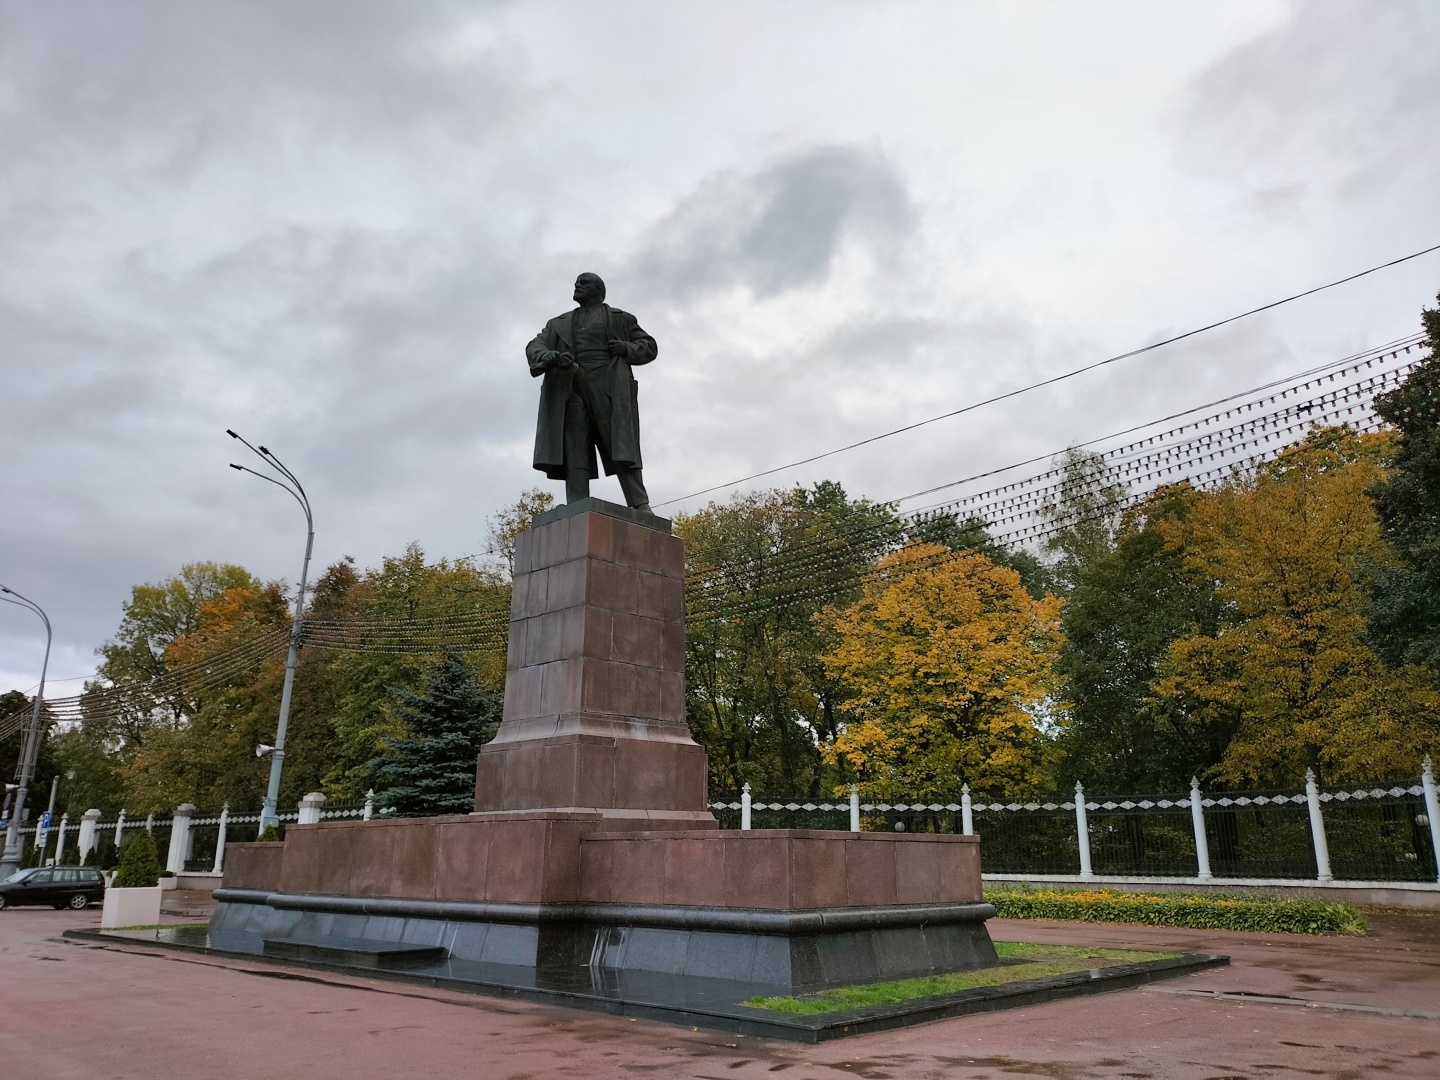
986 885 1364 935
746 941 1178 1014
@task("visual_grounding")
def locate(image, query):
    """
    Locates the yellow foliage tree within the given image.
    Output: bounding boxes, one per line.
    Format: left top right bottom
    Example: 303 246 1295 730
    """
1153 428 1440 785
819 544 1064 799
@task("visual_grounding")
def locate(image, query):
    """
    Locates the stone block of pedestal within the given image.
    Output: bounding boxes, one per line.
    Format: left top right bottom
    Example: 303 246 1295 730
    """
475 499 714 828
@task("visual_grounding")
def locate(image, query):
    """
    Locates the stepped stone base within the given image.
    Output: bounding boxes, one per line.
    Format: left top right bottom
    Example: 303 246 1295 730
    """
217 824 992 989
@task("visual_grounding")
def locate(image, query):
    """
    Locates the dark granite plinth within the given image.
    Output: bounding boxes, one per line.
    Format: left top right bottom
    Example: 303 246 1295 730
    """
215 888 996 988
262 935 448 969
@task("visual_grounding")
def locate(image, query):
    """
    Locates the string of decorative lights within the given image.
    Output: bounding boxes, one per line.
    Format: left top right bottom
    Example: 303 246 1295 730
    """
18 334 1428 727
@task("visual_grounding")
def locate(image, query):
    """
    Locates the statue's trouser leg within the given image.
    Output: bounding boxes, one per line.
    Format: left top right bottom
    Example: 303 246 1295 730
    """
563 392 592 504
617 468 650 510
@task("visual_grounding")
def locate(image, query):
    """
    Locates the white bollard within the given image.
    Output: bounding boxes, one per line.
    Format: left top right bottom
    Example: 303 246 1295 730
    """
114 810 126 848
849 784 861 833
212 804 229 875
297 792 326 826
1305 769 1333 883
740 783 752 831
1190 777 1212 881
78 809 100 861
54 814 68 865
166 804 195 874
1421 757 1440 885
363 790 375 821
1075 781 1094 878
961 783 974 836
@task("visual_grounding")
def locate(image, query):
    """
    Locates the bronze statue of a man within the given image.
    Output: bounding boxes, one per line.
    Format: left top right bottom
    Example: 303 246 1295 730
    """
526 273 656 510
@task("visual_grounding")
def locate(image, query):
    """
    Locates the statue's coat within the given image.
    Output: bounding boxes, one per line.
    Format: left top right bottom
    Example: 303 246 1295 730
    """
526 304 657 480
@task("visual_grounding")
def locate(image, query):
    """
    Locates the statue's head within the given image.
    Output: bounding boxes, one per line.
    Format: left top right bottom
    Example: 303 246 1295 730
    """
573 272 606 307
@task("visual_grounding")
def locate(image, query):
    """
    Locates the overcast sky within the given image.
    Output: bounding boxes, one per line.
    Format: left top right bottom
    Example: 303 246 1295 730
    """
3 0 1438 696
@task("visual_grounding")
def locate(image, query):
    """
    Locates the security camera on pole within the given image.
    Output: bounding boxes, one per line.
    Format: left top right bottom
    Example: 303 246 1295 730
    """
0 584 52 877
227 430 314 836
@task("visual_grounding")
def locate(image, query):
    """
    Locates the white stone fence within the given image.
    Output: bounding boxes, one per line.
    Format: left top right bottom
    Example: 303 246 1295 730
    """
714 758 1440 886
14 790 379 875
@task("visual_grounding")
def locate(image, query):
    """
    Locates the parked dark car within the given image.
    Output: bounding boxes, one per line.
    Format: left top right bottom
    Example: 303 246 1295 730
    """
0 866 106 910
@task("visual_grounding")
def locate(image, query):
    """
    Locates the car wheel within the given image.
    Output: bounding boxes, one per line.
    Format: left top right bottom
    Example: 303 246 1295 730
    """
0 894 7 911
67 893 89 911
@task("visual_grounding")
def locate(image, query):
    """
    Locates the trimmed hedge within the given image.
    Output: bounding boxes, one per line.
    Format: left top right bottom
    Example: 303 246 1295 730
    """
986 885 1364 935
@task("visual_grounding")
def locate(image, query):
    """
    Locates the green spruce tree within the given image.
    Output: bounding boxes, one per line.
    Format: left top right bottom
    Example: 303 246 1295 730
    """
371 650 502 816
1367 294 1440 675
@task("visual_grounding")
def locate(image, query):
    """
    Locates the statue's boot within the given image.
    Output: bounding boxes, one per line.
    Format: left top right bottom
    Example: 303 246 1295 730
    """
618 468 650 511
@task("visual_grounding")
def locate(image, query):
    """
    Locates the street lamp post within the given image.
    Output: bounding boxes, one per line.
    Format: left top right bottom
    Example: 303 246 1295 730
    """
0 585 53 877
227 430 314 835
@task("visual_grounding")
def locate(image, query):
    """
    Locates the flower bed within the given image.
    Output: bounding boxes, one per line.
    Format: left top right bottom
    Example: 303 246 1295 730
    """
986 884 1364 934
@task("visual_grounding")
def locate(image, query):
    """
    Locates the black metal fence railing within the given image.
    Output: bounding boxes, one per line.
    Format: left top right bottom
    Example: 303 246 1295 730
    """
710 773 1440 885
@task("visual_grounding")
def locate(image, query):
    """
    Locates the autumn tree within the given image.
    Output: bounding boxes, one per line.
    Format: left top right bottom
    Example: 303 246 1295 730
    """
60 563 262 811
483 488 555 579
118 580 292 811
1054 488 1231 792
907 512 1055 598
318 544 509 799
1154 428 1440 785
1366 293 1440 676
819 544 1064 800
1043 447 1127 594
679 483 903 796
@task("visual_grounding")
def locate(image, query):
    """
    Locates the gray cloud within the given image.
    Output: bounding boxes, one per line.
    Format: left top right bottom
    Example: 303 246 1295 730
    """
1176 0 1440 198
631 146 914 299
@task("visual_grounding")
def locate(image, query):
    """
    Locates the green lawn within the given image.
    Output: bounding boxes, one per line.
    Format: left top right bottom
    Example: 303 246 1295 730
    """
746 941 1180 1014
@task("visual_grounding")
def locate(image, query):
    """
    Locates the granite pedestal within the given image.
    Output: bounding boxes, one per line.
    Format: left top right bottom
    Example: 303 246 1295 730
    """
210 500 998 993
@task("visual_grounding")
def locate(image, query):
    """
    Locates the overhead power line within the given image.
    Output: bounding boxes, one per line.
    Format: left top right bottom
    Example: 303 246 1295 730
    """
655 242 1440 508
18 334 1427 724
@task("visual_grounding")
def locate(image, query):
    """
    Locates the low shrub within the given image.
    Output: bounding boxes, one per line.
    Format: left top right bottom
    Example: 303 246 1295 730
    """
112 832 161 889
256 826 282 843
85 838 119 870
986 885 1364 935
60 845 81 866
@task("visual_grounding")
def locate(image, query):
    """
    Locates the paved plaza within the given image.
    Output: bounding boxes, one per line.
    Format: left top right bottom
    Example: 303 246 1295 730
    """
2 900 1437 1079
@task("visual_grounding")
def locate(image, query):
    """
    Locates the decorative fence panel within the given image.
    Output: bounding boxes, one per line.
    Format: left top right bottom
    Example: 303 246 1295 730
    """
711 767 1440 885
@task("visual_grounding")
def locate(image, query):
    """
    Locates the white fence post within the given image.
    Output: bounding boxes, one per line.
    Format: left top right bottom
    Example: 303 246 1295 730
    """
212 804 229 875
54 813 69 865
78 809 100 860
1305 769 1333 883
145 812 154 835
363 790 375 821
297 792 326 826
1190 777 1212 881
114 810 125 848
849 784 861 832
1075 781 1093 879
1421 756 1440 884
740 783 752 831
961 783 974 836
166 804 195 874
